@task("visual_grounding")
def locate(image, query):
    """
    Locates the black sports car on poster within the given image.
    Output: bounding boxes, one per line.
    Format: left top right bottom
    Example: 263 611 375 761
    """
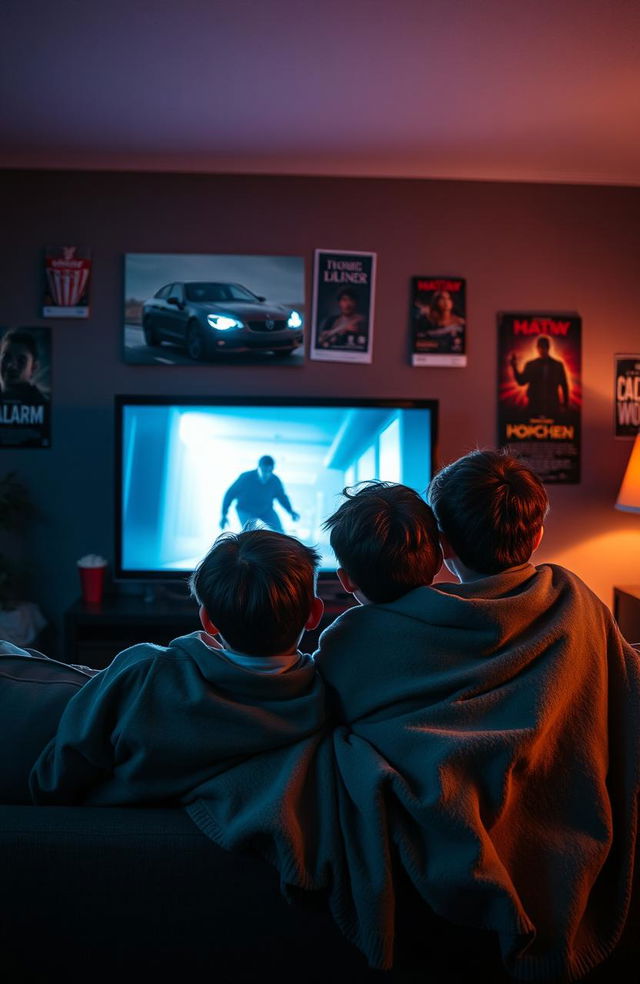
141 282 304 360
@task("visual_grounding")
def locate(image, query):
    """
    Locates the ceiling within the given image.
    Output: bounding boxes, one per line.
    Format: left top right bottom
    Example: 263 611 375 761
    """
2 0 640 185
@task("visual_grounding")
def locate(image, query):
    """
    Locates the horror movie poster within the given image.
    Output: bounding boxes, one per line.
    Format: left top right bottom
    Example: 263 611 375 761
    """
498 312 581 484
310 249 376 364
615 354 640 438
410 276 467 367
42 246 92 318
0 326 51 448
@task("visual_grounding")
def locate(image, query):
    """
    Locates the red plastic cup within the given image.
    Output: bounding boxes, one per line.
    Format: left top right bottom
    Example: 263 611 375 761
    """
78 563 106 605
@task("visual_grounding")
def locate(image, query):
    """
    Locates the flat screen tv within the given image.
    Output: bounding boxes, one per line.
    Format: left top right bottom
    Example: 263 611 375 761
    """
115 396 438 581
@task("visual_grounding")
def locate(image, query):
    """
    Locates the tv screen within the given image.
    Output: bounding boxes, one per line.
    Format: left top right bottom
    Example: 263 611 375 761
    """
115 396 438 579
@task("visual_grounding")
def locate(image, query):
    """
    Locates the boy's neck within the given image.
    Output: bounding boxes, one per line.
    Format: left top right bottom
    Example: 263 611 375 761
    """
444 556 533 582
217 636 298 660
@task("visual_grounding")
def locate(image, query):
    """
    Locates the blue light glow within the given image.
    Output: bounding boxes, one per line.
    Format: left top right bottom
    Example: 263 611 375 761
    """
120 404 433 574
287 310 303 329
207 314 243 331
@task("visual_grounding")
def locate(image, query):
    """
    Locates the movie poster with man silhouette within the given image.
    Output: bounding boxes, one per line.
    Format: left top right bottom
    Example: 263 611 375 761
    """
498 312 581 484
410 276 467 367
311 249 376 364
0 326 51 448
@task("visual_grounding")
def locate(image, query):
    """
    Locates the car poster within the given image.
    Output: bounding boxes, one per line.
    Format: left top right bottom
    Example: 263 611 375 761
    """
498 312 582 484
0 326 51 448
310 249 376 364
615 354 640 438
410 276 467 367
123 254 306 366
42 246 92 318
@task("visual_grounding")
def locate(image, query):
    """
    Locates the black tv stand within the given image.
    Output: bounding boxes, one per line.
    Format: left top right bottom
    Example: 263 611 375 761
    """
65 589 356 669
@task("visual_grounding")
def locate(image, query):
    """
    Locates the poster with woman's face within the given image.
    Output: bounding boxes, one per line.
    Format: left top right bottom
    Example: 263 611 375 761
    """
410 277 466 367
310 250 376 364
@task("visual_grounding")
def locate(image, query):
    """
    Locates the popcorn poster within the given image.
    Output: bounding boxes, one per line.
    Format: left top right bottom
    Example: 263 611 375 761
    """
42 246 92 318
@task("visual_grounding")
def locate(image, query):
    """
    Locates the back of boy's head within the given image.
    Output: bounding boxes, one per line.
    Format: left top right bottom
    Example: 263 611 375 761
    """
323 481 441 604
428 449 549 575
189 529 320 657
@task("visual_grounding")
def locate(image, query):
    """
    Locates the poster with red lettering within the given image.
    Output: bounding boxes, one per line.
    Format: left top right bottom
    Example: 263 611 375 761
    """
498 312 582 483
615 354 640 438
42 246 92 318
310 249 376 364
410 276 466 367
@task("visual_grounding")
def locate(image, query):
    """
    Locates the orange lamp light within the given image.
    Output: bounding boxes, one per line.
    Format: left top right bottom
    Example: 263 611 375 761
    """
616 432 640 513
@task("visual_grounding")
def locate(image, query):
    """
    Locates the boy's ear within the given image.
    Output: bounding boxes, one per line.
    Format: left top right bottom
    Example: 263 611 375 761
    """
306 595 324 631
336 567 359 594
532 526 544 553
199 605 220 638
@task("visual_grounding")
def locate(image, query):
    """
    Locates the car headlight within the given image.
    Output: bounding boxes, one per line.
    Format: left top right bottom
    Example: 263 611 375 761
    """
207 314 243 331
287 310 303 329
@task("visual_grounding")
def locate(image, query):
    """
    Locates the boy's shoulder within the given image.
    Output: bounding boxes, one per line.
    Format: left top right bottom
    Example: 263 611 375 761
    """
105 631 206 677
316 587 436 659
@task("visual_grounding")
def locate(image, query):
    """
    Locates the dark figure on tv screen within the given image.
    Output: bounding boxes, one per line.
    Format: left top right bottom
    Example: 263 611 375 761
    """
510 335 569 416
220 455 300 533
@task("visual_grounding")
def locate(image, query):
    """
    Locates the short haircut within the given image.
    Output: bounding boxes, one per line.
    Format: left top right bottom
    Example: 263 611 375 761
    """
337 288 357 302
428 449 549 575
258 455 274 468
323 481 441 603
189 529 319 657
1 331 38 360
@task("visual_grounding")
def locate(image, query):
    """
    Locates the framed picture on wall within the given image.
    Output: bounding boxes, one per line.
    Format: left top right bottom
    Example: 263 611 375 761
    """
310 249 376 364
0 326 51 448
614 354 640 438
42 246 92 318
497 312 582 484
123 254 306 366
410 276 467 367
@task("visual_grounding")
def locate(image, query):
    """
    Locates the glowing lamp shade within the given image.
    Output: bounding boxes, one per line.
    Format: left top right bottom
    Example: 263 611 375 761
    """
616 432 640 513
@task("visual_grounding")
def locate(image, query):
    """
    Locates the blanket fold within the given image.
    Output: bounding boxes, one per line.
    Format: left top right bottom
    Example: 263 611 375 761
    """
187 564 640 981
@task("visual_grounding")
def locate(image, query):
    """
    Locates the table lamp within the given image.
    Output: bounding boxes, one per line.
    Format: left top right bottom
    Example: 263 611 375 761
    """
616 432 640 513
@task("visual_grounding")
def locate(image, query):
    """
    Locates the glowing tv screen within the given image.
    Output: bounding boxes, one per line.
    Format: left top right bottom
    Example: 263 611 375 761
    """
115 396 438 579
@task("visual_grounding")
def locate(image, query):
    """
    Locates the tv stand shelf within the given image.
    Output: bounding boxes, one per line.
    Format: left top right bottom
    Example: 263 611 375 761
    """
65 593 355 669
65 595 200 669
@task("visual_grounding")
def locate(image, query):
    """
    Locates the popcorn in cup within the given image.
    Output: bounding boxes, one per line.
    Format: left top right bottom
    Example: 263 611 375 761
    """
77 553 108 605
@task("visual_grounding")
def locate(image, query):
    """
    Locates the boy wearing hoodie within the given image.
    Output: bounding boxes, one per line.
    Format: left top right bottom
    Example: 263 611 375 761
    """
31 529 325 805
313 452 640 982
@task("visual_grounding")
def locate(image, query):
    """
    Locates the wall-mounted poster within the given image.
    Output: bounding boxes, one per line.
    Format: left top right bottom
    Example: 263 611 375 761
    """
498 312 581 484
0 326 51 448
42 246 92 318
310 249 376 364
615 354 640 438
124 254 305 366
410 276 466 367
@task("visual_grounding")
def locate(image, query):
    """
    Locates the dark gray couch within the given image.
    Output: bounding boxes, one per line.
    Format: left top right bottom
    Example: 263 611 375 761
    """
1 805 637 983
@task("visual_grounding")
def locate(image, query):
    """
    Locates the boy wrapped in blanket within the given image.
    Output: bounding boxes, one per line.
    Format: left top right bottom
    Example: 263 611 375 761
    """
31 530 325 805
314 451 640 982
